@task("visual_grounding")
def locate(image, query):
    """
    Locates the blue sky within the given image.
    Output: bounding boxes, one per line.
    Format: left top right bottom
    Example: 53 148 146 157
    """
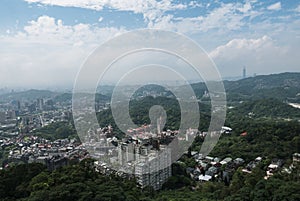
0 0 299 88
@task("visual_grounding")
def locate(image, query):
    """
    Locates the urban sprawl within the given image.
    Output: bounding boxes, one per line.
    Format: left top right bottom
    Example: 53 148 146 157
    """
0 96 299 190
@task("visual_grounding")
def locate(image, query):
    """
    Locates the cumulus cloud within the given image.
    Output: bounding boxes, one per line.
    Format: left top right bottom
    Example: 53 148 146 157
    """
0 16 125 88
267 2 281 11
209 35 299 77
19 15 124 45
210 36 274 59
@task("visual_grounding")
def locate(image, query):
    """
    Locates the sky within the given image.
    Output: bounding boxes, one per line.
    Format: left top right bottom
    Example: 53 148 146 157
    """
0 0 300 89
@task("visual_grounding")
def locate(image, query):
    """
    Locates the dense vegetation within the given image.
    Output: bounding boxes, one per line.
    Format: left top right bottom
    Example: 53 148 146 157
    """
32 122 78 141
0 159 145 201
227 98 300 119
53 93 110 104
223 72 300 102
209 119 300 161
97 96 211 137
0 157 299 201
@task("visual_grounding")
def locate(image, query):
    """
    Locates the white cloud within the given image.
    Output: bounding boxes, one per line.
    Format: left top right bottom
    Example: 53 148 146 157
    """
19 15 124 45
237 1 252 13
267 2 281 11
199 3 244 31
209 35 300 77
24 0 264 35
24 0 105 10
0 15 125 88
210 35 275 59
24 0 188 26
188 1 203 8
150 1 261 33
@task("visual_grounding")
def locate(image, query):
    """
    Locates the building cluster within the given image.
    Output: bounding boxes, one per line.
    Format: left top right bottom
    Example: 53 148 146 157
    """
242 156 263 173
1 134 88 170
0 96 82 170
184 128 296 184
0 98 56 117
89 123 199 190
0 97 72 135
186 151 299 185
279 153 300 176
90 126 177 190
187 153 245 184
264 158 284 179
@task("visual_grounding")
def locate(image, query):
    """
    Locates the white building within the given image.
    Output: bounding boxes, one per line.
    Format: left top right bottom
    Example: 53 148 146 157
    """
135 146 172 190
118 143 135 166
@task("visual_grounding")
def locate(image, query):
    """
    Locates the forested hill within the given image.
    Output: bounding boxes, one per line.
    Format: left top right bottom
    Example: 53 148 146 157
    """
228 98 300 120
0 90 110 104
53 93 110 103
225 72 300 90
0 89 58 102
223 72 300 102
166 72 300 102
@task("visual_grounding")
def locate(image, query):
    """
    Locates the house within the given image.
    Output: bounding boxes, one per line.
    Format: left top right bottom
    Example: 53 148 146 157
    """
243 159 260 173
264 158 284 179
220 157 232 165
225 161 236 172
198 161 209 170
233 158 245 166
204 156 214 163
221 126 232 134
211 157 221 166
271 158 284 167
206 166 218 176
255 156 262 162
199 174 212 182
265 163 280 179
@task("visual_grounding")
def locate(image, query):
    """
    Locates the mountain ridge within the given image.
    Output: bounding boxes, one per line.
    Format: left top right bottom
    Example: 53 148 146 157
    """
0 72 299 103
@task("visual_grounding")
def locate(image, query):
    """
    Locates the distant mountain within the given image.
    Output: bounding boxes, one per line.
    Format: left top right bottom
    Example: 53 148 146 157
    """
0 89 58 102
187 72 300 102
1 72 299 103
226 72 300 89
52 93 72 103
224 72 300 102
0 89 111 104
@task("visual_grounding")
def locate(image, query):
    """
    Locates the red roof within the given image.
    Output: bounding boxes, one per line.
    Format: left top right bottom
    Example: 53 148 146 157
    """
240 132 247 136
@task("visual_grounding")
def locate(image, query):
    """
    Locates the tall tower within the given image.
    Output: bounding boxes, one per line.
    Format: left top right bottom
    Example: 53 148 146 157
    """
243 66 246 79
157 116 162 135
